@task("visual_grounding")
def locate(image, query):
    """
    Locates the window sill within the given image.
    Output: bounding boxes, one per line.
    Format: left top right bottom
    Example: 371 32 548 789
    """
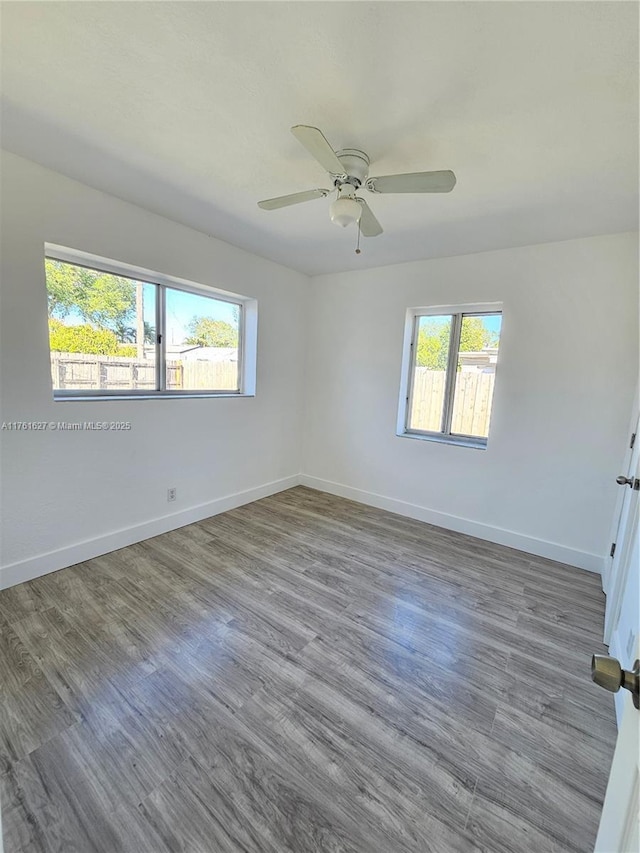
398 430 487 450
53 392 253 402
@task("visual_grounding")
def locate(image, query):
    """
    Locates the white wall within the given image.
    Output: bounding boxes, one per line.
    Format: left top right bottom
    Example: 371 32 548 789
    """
301 234 639 572
0 152 308 587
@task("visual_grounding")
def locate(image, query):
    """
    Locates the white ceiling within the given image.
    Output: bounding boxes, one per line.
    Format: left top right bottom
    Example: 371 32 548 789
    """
1 2 638 276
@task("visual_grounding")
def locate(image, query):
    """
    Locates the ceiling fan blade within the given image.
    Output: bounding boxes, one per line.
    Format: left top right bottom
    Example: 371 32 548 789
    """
366 170 456 194
356 198 383 237
291 125 347 177
257 188 330 210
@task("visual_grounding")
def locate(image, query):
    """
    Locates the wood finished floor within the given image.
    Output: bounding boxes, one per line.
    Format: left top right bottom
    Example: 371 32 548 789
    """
1 487 616 853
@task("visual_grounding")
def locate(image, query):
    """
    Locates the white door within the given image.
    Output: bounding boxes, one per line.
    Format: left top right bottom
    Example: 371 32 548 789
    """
604 411 639 651
595 409 639 852
594 644 639 853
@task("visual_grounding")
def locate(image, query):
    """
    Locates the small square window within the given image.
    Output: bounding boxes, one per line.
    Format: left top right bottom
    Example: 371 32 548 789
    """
400 305 502 447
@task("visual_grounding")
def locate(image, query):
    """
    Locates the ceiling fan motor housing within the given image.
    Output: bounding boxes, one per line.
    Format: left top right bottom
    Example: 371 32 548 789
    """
333 149 370 189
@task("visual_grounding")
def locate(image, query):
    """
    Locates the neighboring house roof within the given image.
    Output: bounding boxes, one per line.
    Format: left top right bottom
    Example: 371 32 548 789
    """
459 348 499 371
144 344 238 361
178 347 238 362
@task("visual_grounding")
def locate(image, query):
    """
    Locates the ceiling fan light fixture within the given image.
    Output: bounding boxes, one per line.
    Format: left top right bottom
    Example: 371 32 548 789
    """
329 196 362 228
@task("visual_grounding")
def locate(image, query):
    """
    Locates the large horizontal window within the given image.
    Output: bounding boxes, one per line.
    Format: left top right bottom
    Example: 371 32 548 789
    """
398 304 502 447
45 247 256 399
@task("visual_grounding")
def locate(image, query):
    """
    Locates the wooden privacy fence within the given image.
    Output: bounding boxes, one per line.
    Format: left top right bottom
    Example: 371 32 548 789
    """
50 357 493 433
50 353 238 392
180 360 238 391
410 368 495 437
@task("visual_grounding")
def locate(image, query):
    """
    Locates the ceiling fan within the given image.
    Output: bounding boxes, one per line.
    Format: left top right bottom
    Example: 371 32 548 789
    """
257 125 456 238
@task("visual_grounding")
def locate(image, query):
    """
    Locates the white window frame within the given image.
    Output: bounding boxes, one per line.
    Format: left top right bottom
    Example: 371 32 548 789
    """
397 302 503 449
45 244 257 401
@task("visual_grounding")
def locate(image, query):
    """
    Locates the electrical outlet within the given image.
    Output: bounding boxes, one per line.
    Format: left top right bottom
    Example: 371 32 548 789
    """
626 629 635 659
167 487 177 503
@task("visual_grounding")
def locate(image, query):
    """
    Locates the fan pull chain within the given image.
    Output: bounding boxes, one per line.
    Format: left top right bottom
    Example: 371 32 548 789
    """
355 221 362 255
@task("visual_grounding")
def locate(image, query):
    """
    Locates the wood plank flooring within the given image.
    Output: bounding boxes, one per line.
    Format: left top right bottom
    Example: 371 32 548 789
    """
0 486 616 853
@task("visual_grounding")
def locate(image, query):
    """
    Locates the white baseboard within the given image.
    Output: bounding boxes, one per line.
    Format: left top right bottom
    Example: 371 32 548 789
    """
299 474 605 574
1 471 606 590
0 475 300 590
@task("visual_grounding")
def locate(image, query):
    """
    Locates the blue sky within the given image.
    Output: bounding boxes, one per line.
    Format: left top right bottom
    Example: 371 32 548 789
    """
481 314 502 335
164 288 237 345
419 313 502 339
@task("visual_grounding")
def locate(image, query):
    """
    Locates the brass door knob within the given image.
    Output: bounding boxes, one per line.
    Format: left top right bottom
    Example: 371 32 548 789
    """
591 655 640 709
616 475 639 489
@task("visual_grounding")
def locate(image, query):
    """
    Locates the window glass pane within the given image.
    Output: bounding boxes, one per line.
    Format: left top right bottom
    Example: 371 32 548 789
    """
450 313 502 438
408 315 452 432
46 259 156 393
165 288 240 392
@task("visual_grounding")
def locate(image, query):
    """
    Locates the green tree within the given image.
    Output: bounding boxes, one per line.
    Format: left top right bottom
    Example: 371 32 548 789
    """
416 319 450 369
45 259 137 340
416 317 492 369
417 324 445 369
185 316 238 348
48 319 120 354
45 260 82 318
459 317 491 353
117 344 139 357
